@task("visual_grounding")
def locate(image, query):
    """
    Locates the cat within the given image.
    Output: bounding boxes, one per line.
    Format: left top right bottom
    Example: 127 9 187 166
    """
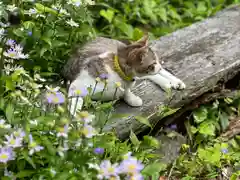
62 35 186 116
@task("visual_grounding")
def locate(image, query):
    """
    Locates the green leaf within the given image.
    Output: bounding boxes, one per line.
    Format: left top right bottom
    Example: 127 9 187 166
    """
22 151 36 169
23 21 35 29
142 162 167 176
158 8 167 22
41 36 52 47
193 106 208 123
129 130 140 147
199 121 215 136
219 112 229 131
197 1 207 13
16 170 35 178
41 136 56 155
143 135 160 148
5 103 14 122
134 116 152 128
100 9 115 23
132 28 144 41
114 19 134 39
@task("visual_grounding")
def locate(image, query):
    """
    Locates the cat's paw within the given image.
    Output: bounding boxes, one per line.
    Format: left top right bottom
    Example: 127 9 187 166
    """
124 92 143 107
171 79 186 90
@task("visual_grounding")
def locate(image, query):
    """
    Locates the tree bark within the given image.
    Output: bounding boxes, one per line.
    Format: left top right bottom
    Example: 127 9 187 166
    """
103 5 240 139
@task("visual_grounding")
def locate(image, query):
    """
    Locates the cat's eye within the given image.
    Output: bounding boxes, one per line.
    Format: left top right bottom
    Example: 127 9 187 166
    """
147 64 155 71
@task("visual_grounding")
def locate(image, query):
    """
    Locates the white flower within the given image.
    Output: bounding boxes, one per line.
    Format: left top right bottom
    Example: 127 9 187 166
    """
0 119 11 129
51 4 70 16
6 4 18 12
66 19 79 27
68 0 82 7
0 22 10 28
45 85 60 93
0 28 5 40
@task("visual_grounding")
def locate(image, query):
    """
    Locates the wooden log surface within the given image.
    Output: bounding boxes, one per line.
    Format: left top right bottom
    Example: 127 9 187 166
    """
103 4 240 139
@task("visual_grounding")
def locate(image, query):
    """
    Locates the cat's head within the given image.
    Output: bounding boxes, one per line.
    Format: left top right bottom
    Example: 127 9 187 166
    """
123 35 162 77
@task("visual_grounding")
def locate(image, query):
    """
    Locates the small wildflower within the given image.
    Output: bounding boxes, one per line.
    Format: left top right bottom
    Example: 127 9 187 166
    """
119 157 144 175
71 88 88 97
4 134 23 148
82 124 96 138
27 31 32 36
46 91 65 104
68 0 82 7
221 148 228 154
99 73 109 80
97 160 121 180
169 124 177 130
0 119 11 129
66 18 79 27
94 148 104 155
78 111 95 124
4 167 14 178
28 134 44 155
115 82 121 88
6 4 18 12
45 85 60 93
25 8 37 15
96 77 101 82
49 167 56 177
6 39 15 46
0 147 15 163
128 174 144 180
57 124 69 138
13 128 26 139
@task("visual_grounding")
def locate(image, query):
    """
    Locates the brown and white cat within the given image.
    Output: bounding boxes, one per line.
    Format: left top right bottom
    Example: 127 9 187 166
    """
62 35 186 116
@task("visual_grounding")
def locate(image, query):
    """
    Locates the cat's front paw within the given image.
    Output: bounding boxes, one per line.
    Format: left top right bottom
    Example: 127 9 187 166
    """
124 92 143 107
171 79 186 90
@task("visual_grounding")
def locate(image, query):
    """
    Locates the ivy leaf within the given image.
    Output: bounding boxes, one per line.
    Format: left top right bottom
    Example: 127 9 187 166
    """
100 9 115 23
199 121 215 136
134 116 152 128
193 106 208 123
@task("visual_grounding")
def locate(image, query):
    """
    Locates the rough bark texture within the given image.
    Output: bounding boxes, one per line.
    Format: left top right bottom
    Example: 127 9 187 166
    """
103 5 240 139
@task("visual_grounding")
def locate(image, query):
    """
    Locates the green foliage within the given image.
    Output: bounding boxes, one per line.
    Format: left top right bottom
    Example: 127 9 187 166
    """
0 0 239 179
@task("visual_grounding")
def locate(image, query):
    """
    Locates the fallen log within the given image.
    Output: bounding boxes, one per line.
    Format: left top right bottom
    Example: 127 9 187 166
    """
103 4 240 139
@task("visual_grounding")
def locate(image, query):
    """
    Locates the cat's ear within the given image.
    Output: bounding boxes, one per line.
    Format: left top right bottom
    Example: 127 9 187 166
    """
135 34 149 47
127 34 149 49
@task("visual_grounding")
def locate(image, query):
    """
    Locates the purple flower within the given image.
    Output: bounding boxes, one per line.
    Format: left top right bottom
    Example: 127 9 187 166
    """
0 147 15 163
94 148 104 155
28 134 44 155
69 87 88 97
97 160 120 179
57 124 69 138
82 124 96 138
119 157 144 175
6 39 15 46
46 91 65 104
221 148 228 154
99 73 109 80
27 31 32 36
127 174 144 180
13 128 26 139
169 124 177 130
4 134 23 148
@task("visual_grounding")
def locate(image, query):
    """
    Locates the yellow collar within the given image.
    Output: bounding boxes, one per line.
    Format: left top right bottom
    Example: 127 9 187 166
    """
113 55 133 81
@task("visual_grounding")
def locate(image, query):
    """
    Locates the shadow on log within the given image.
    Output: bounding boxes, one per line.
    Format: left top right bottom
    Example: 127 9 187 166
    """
103 4 240 139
